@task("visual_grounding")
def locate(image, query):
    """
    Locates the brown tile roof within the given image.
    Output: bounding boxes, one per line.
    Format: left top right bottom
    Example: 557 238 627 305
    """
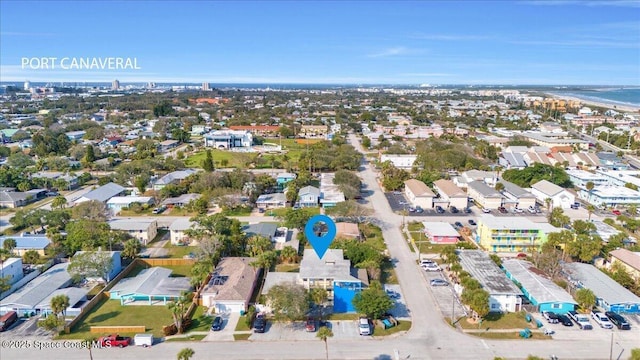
404 179 435 197
610 249 640 271
203 257 258 302
433 180 466 198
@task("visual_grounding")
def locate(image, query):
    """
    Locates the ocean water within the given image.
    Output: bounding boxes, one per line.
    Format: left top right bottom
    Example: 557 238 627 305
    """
552 88 640 107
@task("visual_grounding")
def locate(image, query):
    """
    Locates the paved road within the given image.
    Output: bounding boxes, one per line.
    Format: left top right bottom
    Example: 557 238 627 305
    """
1 134 637 360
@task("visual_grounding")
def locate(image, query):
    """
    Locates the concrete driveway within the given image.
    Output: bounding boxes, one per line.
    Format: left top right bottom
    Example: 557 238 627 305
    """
252 319 366 341
202 312 238 342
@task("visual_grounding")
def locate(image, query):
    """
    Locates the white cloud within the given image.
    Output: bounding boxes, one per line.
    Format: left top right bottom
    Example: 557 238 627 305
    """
367 47 410 58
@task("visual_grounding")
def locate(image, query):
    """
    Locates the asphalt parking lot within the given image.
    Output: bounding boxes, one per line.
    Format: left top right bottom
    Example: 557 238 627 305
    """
251 319 368 341
530 312 640 342
0 317 51 338
421 269 467 321
384 193 471 217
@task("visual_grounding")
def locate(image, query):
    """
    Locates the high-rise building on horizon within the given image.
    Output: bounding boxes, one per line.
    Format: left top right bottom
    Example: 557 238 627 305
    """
112 79 120 90
24 81 31 90
202 82 210 91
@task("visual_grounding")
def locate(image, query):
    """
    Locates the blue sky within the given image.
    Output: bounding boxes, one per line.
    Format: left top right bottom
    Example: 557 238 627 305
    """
1 1 639 85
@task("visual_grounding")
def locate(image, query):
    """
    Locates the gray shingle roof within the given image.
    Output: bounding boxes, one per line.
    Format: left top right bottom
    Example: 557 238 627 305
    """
110 267 191 297
299 249 360 283
531 180 564 197
501 180 536 199
562 262 640 306
242 223 278 239
468 180 503 198
202 257 258 301
502 260 576 305
78 182 125 203
458 250 522 296
0 263 72 309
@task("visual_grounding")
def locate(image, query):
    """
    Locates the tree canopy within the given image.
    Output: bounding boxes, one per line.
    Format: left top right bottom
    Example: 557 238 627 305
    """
502 163 572 188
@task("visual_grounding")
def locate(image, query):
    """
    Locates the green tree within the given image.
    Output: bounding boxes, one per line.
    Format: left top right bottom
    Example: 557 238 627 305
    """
71 200 108 222
68 251 115 282
317 326 334 360
266 283 309 321
176 348 195 360
85 144 96 163
586 204 595 221
309 287 328 308
575 288 596 311
189 260 212 289
22 250 41 264
122 239 141 260
50 294 70 318
3 238 17 254
0 276 11 293
202 149 214 172
251 250 278 270
280 246 299 264
548 208 570 228
38 313 64 332
630 348 640 360
352 281 393 320
281 208 314 229
494 182 505 192
51 195 68 210
246 236 273 257
168 291 194 334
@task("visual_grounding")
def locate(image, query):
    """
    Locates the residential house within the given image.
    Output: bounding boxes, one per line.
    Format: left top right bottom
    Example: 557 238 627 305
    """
609 249 640 279
31 171 80 189
152 169 197 190
0 234 51 256
0 189 47 208
502 260 577 314
65 130 86 141
499 151 527 170
380 154 417 169
476 215 560 253
467 181 504 210
201 257 259 313
203 130 253 149
499 181 537 210
404 179 435 209
298 249 363 313
229 125 280 136
0 258 24 286
109 267 191 305
108 218 158 245
455 170 498 188
563 262 640 314
335 222 360 240
161 193 201 208
566 169 608 189
433 180 468 209
36 287 88 317
297 186 320 207
255 193 287 209
106 196 154 213
530 180 575 209
72 251 122 282
458 250 523 312
421 222 460 244
168 218 194 245
300 125 328 138
276 172 297 191
159 139 179 152
0 263 74 316
242 223 278 241
320 173 345 208
75 182 125 204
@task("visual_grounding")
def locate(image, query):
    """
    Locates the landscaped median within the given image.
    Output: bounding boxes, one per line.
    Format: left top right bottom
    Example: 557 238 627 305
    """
450 312 552 340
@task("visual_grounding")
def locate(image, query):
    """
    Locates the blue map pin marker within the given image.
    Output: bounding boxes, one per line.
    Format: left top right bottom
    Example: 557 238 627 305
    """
304 214 337 259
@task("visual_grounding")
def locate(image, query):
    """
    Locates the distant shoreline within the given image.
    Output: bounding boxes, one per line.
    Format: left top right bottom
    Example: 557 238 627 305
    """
545 92 640 113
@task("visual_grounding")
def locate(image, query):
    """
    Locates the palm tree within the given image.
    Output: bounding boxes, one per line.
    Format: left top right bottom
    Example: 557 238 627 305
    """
50 294 70 318
317 326 334 360
585 181 595 202
51 195 67 210
280 246 298 264
2 238 17 255
586 204 595 222
177 348 195 360
495 182 505 192
544 198 553 212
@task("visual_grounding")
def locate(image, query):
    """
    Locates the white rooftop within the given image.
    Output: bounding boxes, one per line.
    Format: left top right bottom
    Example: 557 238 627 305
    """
422 222 460 237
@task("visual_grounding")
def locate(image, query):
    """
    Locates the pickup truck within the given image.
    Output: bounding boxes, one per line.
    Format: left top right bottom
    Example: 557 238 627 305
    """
568 311 593 330
590 310 614 329
99 334 132 348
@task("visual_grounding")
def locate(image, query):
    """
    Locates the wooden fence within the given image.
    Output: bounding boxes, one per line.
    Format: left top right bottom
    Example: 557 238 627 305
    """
90 325 146 333
140 258 196 266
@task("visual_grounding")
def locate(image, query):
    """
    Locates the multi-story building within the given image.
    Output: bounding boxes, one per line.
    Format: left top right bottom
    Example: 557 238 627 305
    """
579 185 640 208
380 154 417 169
476 214 560 253
466 181 503 210
433 179 468 209
203 130 253 149
404 179 435 209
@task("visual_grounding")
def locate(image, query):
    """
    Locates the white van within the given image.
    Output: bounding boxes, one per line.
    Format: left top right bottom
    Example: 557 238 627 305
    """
358 317 371 336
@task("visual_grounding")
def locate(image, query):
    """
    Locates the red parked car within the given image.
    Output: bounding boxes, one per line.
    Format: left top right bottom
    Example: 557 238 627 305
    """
612 209 622 216
99 334 132 348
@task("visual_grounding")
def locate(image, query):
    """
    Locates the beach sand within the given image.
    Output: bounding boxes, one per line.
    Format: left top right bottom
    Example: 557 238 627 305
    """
546 93 640 114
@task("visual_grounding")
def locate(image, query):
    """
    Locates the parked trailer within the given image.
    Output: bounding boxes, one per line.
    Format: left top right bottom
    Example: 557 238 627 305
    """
134 333 154 347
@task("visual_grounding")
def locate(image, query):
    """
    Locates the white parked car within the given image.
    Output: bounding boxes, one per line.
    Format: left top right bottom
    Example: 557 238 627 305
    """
590 310 614 329
422 263 441 272
527 206 537 214
514 207 524 213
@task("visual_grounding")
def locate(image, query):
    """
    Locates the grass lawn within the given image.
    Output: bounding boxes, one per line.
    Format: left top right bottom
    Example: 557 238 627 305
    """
381 258 399 284
328 313 359 321
275 264 300 273
165 334 206 342
470 332 549 340
373 320 411 336
233 333 252 340
163 264 194 277
456 312 532 330
118 208 153 216
165 207 198 217
187 306 213 332
58 298 173 339
407 221 424 232
185 149 257 169
221 207 253 216
360 223 386 252
147 229 168 245
235 316 251 331
163 243 199 258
